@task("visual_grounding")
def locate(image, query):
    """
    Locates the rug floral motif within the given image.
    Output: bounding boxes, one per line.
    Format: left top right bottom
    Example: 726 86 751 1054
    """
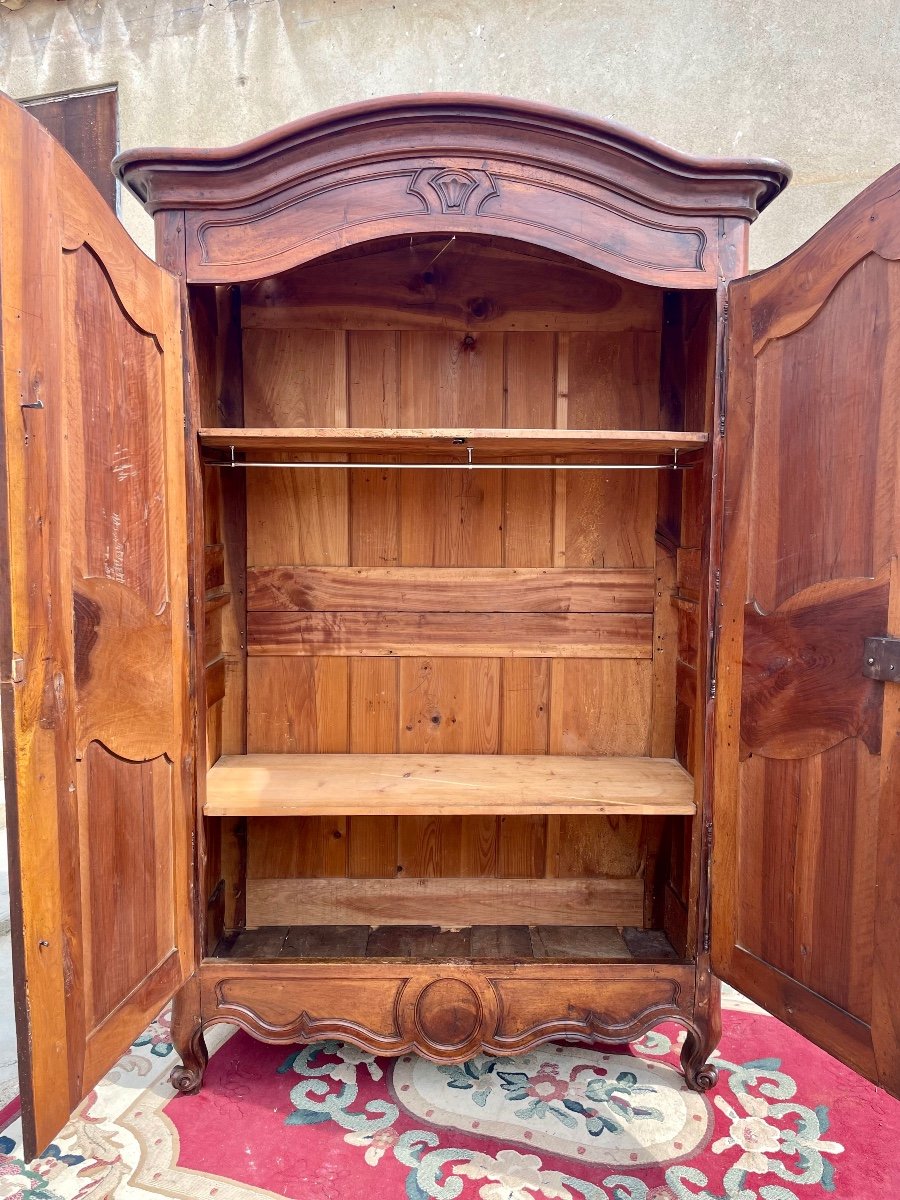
269 1028 841 1199
0 992 897 1199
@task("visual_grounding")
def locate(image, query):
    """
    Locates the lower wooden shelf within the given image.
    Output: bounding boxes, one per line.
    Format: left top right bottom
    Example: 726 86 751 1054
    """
211 924 680 963
204 753 695 816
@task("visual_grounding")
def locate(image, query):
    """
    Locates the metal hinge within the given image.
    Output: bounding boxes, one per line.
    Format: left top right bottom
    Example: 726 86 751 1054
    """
702 820 713 952
708 573 721 698
863 636 900 680
2 654 24 685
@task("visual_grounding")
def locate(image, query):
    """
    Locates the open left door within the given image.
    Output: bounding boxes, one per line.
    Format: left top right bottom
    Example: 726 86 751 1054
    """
712 166 900 1094
0 97 196 1156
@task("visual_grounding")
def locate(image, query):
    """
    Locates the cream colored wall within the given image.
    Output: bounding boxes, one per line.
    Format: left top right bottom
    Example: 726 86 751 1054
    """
1 0 899 268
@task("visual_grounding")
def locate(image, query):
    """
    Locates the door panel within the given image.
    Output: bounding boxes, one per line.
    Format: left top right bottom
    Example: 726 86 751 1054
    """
0 97 195 1156
713 168 900 1094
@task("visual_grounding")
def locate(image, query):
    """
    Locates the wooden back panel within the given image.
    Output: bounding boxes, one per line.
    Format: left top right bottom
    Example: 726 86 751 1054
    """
234 242 691 915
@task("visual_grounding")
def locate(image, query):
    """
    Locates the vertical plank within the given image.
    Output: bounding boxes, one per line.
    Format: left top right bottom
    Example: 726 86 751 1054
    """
246 657 349 882
396 818 462 878
348 329 401 567
504 332 555 566
394 331 506 878
545 332 569 874
646 542 679 922
398 329 505 426
650 545 678 756
398 330 504 566
396 657 501 878
243 328 347 426
244 327 351 886
549 659 653 878
498 659 550 876
398 658 500 753
551 328 660 884
348 658 400 877
244 328 349 568
499 331 556 878
246 467 349 567
346 332 402 876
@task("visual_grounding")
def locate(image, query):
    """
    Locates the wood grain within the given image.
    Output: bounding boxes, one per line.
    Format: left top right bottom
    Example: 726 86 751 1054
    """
129 93 749 1090
198 956 697 1064
201 426 707 456
245 877 645 927
247 566 654 613
0 98 194 1159
115 94 787 289
25 88 118 212
240 235 664 332
713 190 900 1099
741 574 889 759
248 610 653 658
239 282 669 887
205 753 696 816
212 923 676 963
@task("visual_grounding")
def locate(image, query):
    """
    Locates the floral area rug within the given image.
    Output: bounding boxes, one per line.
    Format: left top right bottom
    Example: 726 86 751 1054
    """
0 989 898 1199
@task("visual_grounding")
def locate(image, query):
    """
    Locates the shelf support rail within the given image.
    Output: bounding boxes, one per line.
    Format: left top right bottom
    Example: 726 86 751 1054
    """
210 446 694 472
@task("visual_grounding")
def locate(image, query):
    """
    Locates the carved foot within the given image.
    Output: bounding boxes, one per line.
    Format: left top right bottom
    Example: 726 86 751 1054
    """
169 1026 208 1095
680 1023 719 1093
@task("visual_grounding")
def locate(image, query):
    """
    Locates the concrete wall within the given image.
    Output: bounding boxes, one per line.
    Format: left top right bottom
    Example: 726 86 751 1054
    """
1 0 899 268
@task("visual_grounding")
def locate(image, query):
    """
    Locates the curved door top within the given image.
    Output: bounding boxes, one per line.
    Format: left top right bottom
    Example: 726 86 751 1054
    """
114 93 790 287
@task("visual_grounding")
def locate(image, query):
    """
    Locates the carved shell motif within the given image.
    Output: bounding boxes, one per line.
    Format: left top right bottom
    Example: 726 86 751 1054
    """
409 167 499 216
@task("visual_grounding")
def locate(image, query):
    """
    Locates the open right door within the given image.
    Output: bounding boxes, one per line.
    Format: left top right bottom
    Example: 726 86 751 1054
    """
712 166 900 1095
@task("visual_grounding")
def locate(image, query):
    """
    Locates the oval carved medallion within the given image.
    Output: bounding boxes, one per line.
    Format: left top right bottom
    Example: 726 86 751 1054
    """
414 978 483 1050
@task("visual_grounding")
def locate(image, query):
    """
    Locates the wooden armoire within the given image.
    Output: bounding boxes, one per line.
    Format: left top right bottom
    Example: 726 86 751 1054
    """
1 91 898 1160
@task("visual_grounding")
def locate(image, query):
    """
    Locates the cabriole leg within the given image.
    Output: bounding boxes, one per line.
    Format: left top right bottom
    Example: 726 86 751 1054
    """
169 976 208 1095
681 971 721 1092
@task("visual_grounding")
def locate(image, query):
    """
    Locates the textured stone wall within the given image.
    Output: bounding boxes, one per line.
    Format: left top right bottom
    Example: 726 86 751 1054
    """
1 0 898 266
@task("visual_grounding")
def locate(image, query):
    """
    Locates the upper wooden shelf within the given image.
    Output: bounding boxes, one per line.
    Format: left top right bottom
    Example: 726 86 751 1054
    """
204 753 696 817
199 427 709 458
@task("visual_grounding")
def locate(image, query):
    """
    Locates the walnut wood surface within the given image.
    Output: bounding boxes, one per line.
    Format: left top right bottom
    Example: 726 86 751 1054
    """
195 957 706 1067
1 86 823 1144
0 96 194 1159
36 93 764 1108
713 166 900 1098
114 94 788 288
741 573 889 758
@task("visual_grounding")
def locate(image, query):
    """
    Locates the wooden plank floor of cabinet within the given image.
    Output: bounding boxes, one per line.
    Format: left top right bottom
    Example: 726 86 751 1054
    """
211 924 681 962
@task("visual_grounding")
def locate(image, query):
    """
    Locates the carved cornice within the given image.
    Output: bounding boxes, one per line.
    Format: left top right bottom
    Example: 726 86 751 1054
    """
115 94 789 222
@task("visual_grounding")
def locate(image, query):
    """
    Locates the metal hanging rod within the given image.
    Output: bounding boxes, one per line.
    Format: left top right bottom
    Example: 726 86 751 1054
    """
204 446 694 472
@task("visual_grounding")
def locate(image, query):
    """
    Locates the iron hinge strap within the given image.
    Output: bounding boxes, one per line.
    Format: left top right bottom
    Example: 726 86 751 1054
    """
717 296 729 437
863 636 900 680
1 654 25 685
708 573 721 699
702 819 714 953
